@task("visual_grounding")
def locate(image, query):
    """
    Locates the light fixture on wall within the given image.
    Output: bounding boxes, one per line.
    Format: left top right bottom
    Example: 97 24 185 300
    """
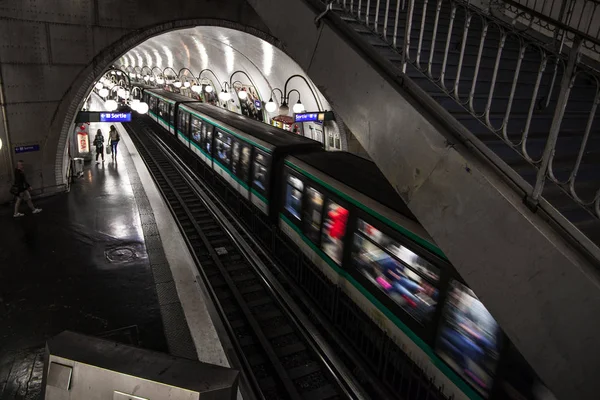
198 69 223 96
183 81 191 88
287 89 305 114
293 101 305 114
265 100 277 113
219 90 231 102
173 80 182 88
95 82 103 90
98 88 109 98
265 88 284 114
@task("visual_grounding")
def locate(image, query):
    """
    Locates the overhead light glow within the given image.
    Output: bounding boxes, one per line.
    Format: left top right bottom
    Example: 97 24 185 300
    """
95 82 103 90
205 85 213 93
137 102 149 114
99 88 109 98
219 90 231 102
105 99 118 111
265 99 277 113
293 101 305 114
238 90 248 100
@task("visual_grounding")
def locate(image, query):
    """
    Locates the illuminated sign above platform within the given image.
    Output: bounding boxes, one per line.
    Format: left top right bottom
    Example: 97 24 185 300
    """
75 111 132 123
294 111 335 123
100 113 131 123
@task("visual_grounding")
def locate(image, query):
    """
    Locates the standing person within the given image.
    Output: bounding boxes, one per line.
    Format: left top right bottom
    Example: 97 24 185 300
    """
12 160 42 217
93 129 105 164
109 125 120 159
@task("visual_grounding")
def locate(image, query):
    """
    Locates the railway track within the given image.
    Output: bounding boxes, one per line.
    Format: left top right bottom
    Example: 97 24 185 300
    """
126 119 367 400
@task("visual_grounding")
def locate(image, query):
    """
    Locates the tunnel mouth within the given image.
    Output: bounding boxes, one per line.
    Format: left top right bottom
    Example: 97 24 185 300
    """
54 19 286 187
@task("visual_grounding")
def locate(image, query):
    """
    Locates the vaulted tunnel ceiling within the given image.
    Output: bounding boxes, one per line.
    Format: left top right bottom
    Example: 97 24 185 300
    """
116 26 332 115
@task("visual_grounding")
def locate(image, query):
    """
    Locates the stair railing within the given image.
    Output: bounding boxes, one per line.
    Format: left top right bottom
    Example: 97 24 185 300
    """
333 0 600 225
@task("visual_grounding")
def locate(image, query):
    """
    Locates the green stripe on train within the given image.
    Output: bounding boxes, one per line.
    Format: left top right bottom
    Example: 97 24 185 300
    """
176 129 266 203
180 106 271 153
280 213 482 400
284 160 447 261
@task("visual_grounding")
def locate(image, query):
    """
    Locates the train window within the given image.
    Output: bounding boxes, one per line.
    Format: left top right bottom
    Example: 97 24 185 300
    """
149 96 157 113
231 142 241 176
357 220 439 282
436 280 501 397
284 174 304 220
252 152 270 195
169 104 175 126
215 131 232 168
191 117 202 145
158 100 167 121
202 123 212 155
303 187 324 244
328 133 334 149
352 220 440 323
321 200 349 265
238 145 251 183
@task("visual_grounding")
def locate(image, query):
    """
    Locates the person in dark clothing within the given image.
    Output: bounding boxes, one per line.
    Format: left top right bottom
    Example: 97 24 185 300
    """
93 129 105 163
13 160 42 218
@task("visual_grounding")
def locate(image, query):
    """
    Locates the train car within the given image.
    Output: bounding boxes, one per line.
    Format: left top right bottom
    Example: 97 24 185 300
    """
143 88 322 216
277 152 552 400
139 89 551 400
143 89 195 135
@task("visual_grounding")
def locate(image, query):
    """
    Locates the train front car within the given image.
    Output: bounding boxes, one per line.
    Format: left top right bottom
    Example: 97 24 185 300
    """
278 152 550 400
143 89 197 135
175 102 322 219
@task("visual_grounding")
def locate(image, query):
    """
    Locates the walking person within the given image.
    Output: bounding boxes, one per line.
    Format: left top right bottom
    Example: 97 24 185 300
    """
109 125 120 160
93 129 105 164
12 160 42 218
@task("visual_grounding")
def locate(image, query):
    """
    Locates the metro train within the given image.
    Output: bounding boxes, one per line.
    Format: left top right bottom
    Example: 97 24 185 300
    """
140 88 554 400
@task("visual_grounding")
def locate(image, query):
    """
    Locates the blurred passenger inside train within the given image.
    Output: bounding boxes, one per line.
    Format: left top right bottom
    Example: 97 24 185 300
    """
437 281 500 396
352 220 439 322
322 203 348 264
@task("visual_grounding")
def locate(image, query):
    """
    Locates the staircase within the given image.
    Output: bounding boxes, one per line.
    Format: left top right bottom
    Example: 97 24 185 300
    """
331 0 600 250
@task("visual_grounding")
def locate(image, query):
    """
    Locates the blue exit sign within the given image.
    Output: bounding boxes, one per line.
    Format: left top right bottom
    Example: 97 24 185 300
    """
100 112 131 122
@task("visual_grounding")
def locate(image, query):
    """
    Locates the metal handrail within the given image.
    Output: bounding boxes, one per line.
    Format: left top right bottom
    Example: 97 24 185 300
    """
331 0 600 227
491 0 600 54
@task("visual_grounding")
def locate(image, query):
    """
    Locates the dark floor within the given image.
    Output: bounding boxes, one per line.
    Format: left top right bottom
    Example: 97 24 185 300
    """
0 159 167 399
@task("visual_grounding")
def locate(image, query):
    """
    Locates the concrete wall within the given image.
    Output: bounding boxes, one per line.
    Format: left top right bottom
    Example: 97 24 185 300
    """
0 0 269 203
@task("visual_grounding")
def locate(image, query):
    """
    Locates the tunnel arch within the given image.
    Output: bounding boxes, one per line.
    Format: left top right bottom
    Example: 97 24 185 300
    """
50 18 286 187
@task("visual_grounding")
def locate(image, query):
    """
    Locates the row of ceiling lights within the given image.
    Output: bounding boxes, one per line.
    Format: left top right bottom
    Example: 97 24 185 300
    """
127 67 314 116
94 75 149 114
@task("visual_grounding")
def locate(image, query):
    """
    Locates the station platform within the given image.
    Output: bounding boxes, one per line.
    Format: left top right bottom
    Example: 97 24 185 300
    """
0 121 229 398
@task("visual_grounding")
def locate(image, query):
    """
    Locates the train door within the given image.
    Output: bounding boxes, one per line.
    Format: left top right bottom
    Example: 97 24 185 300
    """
201 122 214 167
213 130 233 186
177 109 190 147
168 103 175 134
231 140 251 199
148 95 157 123
157 100 169 131
250 150 271 215
189 116 204 162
